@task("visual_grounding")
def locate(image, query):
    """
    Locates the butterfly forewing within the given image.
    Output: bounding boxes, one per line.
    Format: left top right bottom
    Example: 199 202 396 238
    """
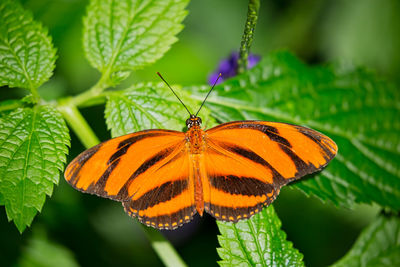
204 121 337 221
65 129 196 230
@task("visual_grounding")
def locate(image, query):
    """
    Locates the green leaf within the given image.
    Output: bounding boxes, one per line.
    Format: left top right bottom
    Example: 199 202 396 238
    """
19 232 79 267
190 51 400 210
217 206 304 267
83 0 189 85
0 105 70 233
331 215 400 267
0 0 56 91
105 82 215 137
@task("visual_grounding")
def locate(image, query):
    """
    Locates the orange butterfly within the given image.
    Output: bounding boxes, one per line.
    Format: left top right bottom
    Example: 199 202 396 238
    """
65 73 337 230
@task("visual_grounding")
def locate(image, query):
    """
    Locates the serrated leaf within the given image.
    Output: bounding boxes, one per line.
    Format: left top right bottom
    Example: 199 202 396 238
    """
19 232 79 267
331 215 400 267
105 82 215 137
83 0 189 85
0 105 70 233
0 0 56 90
217 206 304 267
190 51 400 210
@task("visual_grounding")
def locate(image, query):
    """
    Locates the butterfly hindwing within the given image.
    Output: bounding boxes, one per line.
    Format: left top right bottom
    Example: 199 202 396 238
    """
204 120 337 221
123 150 196 229
202 143 277 222
65 129 195 230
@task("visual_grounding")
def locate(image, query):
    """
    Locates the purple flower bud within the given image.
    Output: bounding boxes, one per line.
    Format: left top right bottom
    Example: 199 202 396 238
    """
208 52 261 85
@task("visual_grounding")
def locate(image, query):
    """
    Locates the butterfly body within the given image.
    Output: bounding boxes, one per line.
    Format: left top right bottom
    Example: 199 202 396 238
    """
65 116 337 230
186 125 205 154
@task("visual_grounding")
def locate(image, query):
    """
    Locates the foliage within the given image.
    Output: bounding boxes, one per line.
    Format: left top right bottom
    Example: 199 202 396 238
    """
83 0 189 85
105 83 192 137
217 206 304 267
0 0 69 233
331 214 400 267
105 82 215 137
0 106 69 233
0 0 56 96
0 0 399 266
19 231 79 267
190 51 400 211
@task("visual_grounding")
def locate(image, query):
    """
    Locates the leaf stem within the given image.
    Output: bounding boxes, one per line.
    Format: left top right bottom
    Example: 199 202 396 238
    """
57 99 100 148
0 100 24 113
143 226 188 267
29 88 41 104
71 75 110 107
238 0 260 74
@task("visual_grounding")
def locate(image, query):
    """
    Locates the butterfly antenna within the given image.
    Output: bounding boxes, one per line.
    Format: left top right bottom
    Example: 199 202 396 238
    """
157 72 192 116
195 73 222 116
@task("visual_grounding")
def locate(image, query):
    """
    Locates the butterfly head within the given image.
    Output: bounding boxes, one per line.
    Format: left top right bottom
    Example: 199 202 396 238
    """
186 114 202 129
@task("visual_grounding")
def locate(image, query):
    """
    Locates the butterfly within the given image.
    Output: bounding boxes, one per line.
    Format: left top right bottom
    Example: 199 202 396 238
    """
65 73 337 230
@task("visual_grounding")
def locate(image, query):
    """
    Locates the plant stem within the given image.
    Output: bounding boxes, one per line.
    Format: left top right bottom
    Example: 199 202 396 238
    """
57 99 100 148
238 0 260 74
0 100 24 113
29 88 41 104
143 226 188 267
70 75 110 107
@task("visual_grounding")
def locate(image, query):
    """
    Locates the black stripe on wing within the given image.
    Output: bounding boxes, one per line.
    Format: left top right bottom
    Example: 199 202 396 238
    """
217 123 292 147
129 180 188 211
209 142 293 186
211 132 328 186
206 201 276 222
117 132 170 149
209 175 274 196
86 158 121 196
117 146 176 199
295 126 336 161
123 202 196 230
110 133 166 163
67 143 102 186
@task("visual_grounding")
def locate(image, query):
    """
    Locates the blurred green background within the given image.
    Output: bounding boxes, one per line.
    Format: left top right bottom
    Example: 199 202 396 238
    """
1 0 399 266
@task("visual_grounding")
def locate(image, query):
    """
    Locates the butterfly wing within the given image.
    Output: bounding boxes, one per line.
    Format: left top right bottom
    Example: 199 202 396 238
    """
203 121 337 221
65 130 196 230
